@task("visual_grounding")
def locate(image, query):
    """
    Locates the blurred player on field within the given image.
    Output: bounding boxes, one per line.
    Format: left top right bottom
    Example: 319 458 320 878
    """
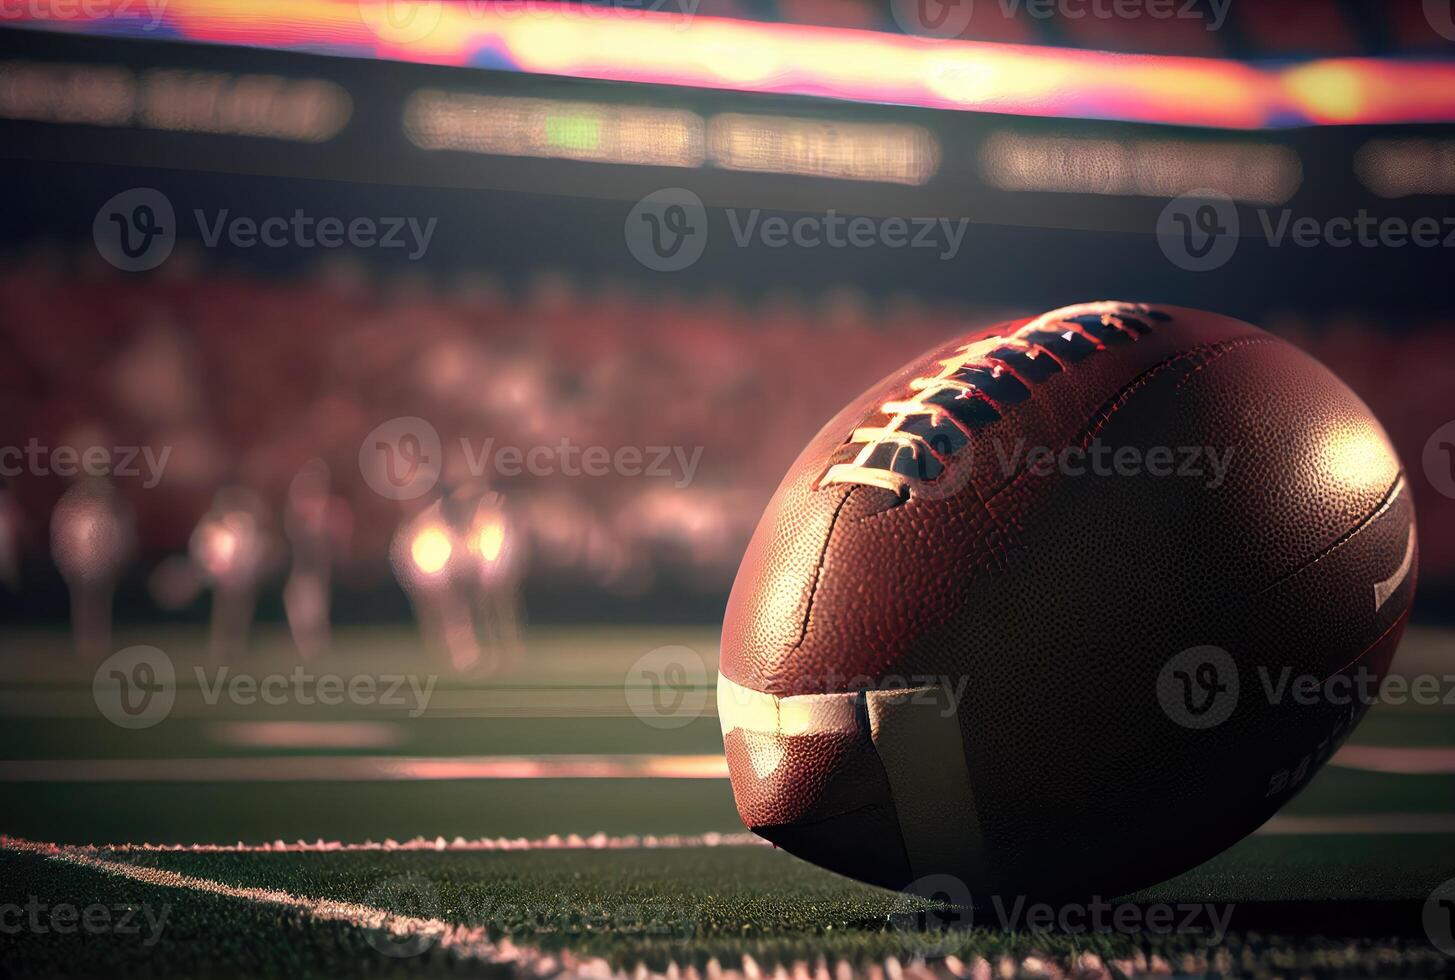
190 487 274 661
391 484 522 676
50 477 134 659
283 459 352 660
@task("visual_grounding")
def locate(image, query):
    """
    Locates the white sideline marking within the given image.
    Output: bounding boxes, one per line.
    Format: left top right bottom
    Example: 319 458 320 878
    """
0 831 767 853
0 744 1447 782
0 753 730 782
0 827 1443 980
4 808 1453 862
0 744 1446 783
208 721 407 749
1331 745 1455 774
1258 813 1455 835
0 835 1009 980
0 836 617 976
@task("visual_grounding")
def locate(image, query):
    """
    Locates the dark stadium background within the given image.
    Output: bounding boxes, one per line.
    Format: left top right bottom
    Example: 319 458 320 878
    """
2 3 1455 977
2 4 1453 631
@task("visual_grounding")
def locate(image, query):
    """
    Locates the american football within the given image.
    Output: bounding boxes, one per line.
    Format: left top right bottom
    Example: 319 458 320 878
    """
5 3 1455 977
720 301 1417 899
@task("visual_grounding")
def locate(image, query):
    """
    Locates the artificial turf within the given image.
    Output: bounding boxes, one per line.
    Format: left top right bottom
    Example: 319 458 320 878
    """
3 836 1452 978
2 624 1453 976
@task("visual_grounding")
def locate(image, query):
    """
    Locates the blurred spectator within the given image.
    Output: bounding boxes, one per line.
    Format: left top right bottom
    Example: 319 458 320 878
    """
2 248 1451 618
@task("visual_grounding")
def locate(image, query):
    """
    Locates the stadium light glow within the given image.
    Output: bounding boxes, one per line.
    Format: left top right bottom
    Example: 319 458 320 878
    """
471 519 506 564
708 114 939 185
410 525 453 576
0 60 351 140
981 131 1302 205
0 61 135 126
141 69 352 141
404 91 940 183
1354 139 1455 198
404 89 706 167
1282 59 1455 126
9 0 1455 129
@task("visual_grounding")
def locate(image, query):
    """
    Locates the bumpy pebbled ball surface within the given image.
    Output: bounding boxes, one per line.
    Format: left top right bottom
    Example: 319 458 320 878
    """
717 301 1417 900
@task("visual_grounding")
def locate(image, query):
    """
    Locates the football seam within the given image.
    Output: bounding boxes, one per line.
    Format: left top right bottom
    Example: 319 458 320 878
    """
1165 338 1413 619
1081 335 1279 448
1115 334 1413 620
816 302 1166 497
1172 334 1280 390
789 486 857 655
1323 600 1412 683
985 334 1280 505
1250 472 1410 604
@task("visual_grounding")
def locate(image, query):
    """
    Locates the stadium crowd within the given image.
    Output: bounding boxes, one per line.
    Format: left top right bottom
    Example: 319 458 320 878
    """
2 247 1452 613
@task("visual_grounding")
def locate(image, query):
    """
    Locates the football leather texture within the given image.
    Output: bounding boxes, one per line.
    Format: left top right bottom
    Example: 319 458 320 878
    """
717 301 1416 900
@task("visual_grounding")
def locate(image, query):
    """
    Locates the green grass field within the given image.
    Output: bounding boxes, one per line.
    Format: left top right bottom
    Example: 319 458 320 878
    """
2 624 1453 977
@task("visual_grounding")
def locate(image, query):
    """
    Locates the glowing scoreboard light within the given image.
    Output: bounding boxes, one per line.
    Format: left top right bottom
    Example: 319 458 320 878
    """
1354 139 1455 198
404 90 706 167
0 61 134 126
0 60 352 141
406 90 941 184
7 0 1455 129
708 114 939 186
981 131 1303 205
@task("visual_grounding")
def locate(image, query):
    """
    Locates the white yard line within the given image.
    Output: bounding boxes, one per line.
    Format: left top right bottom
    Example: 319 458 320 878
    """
1331 745 1455 774
3 816 1443 979
0 753 730 781
0 744 1450 782
5 805 1453 861
1 836 623 976
0 831 767 853
0 835 1125 980
1257 812 1455 834
2 741 1455 779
